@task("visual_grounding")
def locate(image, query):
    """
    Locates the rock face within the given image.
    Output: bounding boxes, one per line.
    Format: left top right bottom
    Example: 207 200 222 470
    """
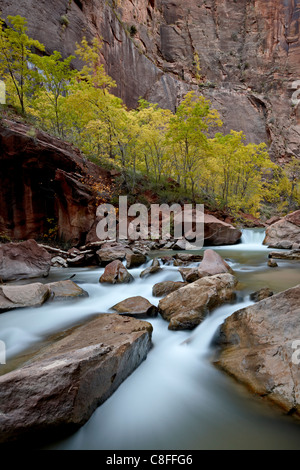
0 239 51 282
0 314 153 444
0 283 50 312
159 273 237 330
100 260 134 284
0 120 110 245
263 210 300 248
215 285 300 418
2 0 298 160
204 215 242 246
111 296 158 318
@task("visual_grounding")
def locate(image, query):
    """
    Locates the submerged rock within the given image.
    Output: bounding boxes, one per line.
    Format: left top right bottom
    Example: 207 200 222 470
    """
250 288 274 302
0 240 51 282
0 314 153 445
159 273 237 330
100 260 134 284
215 285 300 418
111 296 158 318
268 250 300 261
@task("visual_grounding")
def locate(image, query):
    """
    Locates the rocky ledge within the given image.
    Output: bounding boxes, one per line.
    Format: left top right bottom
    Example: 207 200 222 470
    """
215 285 300 418
263 210 300 249
0 314 153 445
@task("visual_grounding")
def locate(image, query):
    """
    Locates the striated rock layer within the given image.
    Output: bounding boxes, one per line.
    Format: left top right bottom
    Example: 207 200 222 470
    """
0 120 111 245
0 0 299 160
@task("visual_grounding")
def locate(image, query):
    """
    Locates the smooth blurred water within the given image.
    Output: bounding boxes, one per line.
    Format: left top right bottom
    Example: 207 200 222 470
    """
1 229 300 450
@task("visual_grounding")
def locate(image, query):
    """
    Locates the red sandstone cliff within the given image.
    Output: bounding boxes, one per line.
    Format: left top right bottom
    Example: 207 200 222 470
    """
0 119 111 244
0 0 299 160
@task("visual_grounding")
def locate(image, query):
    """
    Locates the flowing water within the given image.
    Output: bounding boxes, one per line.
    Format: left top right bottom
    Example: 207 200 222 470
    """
1 229 300 450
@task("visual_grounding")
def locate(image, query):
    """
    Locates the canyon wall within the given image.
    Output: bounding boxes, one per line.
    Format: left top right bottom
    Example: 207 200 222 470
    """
0 0 299 160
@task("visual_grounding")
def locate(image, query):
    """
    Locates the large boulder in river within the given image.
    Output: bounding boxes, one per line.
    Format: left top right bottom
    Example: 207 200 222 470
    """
204 214 242 246
159 273 237 330
198 249 233 278
126 252 147 269
215 285 300 418
263 210 300 248
111 296 158 318
48 280 89 300
0 283 50 313
0 240 51 282
96 243 129 265
100 260 134 284
0 314 153 445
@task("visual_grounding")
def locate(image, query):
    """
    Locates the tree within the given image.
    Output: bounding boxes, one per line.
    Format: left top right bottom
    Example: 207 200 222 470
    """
208 131 276 215
0 15 44 113
167 91 222 197
284 157 300 207
136 100 172 182
30 51 76 136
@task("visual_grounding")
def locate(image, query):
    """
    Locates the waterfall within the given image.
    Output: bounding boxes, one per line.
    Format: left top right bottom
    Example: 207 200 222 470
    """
240 229 266 247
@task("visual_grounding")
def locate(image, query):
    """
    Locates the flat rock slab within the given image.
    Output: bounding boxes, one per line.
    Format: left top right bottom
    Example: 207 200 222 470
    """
159 273 237 330
0 314 153 445
0 283 50 312
215 285 300 418
112 296 158 318
268 250 300 261
48 280 88 299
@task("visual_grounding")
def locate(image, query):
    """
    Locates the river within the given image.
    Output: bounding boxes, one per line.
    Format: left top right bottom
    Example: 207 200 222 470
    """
1 229 300 450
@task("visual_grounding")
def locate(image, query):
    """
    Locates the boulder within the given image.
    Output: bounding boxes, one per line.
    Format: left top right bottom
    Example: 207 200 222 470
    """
126 252 147 269
152 281 188 297
268 259 278 268
96 245 128 265
48 281 89 300
159 273 237 330
198 249 233 278
250 288 274 302
204 214 242 246
263 210 300 248
51 256 68 268
215 285 300 418
100 260 134 284
178 268 200 283
111 296 158 318
0 283 50 312
140 259 162 278
0 314 153 444
0 240 51 282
